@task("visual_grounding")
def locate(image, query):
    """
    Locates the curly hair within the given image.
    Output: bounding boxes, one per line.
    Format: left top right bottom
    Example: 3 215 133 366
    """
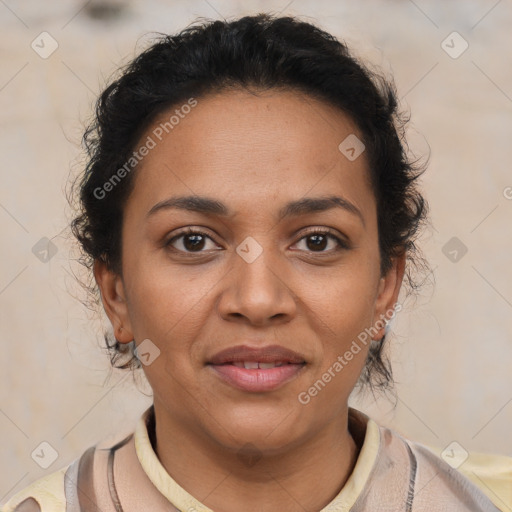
70 13 429 392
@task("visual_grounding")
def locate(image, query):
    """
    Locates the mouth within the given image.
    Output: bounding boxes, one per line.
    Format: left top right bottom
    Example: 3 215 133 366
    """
227 361 299 369
207 345 307 392
208 362 307 392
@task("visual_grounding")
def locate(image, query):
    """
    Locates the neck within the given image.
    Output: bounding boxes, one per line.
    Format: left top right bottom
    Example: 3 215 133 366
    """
151 401 361 512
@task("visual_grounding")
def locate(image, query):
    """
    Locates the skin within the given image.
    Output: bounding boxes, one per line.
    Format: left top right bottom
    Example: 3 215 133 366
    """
95 88 405 512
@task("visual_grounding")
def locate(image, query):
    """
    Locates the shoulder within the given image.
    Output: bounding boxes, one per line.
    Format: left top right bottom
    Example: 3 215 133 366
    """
1 429 139 512
347 408 503 510
1 409 151 512
1 442 111 512
425 443 512 512
0 461 73 512
393 429 510 511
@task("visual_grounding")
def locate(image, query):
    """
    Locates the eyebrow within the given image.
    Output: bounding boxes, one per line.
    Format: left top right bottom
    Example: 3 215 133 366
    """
147 195 365 226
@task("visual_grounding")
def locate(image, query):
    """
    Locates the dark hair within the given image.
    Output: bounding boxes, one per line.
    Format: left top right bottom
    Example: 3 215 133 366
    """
71 13 429 392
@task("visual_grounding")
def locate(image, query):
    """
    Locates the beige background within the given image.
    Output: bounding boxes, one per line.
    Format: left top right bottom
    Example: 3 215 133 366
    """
1 0 511 503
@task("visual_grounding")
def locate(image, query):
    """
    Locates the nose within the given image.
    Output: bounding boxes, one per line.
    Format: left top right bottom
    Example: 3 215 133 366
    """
216 243 297 327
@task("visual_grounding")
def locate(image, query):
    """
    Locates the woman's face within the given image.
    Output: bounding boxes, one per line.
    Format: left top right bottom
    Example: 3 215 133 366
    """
96 88 404 453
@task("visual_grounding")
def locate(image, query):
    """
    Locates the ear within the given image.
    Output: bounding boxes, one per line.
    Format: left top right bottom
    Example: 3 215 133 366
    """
372 251 406 341
93 259 134 343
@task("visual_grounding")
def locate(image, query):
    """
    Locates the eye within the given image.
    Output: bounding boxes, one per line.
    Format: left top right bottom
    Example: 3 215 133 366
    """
292 229 349 253
165 228 221 253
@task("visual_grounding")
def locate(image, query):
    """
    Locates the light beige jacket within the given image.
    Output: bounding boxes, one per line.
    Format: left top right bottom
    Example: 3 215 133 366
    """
2 406 508 512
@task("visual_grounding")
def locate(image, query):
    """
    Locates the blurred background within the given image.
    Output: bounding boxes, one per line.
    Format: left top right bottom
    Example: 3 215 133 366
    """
1 0 511 502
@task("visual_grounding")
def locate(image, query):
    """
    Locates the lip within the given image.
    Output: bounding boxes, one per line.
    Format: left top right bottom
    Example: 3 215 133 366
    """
207 344 307 393
207 344 306 365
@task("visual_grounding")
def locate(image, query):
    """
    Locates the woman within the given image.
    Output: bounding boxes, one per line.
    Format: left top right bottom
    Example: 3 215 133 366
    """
2 13 507 512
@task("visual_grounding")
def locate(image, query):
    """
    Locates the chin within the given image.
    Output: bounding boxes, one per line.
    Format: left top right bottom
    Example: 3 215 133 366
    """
207 405 308 454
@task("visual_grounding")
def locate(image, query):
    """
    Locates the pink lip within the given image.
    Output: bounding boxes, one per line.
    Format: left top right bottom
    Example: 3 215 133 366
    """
207 344 306 365
209 363 306 392
207 344 307 392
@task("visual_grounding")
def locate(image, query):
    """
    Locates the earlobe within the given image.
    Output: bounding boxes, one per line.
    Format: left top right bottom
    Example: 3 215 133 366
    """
373 252 406 340
93 259 134 343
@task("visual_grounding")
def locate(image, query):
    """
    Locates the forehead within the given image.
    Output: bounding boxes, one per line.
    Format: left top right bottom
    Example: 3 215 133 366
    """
127 88 375 222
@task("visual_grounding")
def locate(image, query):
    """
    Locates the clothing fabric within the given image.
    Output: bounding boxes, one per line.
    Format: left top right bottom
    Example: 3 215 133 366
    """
1 406 509 511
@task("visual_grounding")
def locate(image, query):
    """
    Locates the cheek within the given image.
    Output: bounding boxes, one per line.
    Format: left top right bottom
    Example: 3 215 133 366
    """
123 258 220 400
303 287 374 409
123 252 222 347
296 256 378 383
315 290 374 379
299 257 378 332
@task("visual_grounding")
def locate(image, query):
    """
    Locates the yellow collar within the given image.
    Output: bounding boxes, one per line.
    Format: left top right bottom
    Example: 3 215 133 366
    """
134 406 380 511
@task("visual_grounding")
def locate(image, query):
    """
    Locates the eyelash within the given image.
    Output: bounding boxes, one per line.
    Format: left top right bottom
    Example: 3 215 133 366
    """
165 227 349 255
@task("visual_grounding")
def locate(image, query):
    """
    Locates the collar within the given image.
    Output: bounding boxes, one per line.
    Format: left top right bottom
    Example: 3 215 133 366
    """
134 405 380 511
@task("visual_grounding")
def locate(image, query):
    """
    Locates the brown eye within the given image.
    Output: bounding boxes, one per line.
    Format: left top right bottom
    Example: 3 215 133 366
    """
166 229 221 253
293 230 348 253
306 233 328 251
182 233 206 251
